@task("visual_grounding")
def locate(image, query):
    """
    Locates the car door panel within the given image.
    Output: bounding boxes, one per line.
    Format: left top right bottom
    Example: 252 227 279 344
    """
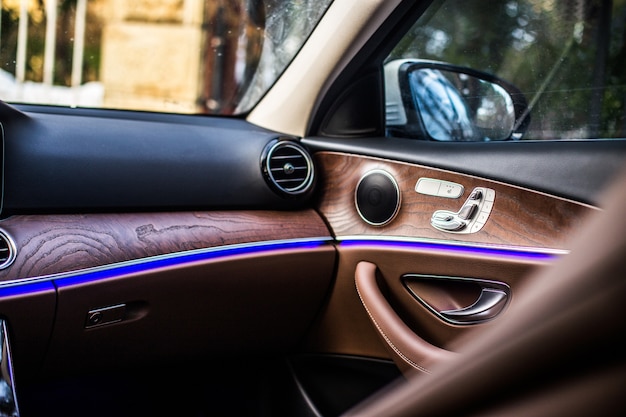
312 151 594 246
343 170 626 417
302 149 601 376
305 239 555 369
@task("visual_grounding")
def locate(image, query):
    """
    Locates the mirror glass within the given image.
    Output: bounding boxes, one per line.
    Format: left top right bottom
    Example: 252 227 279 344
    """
409 68 516 141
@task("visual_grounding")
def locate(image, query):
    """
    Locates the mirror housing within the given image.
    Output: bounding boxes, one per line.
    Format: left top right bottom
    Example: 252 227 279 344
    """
385 60 529 141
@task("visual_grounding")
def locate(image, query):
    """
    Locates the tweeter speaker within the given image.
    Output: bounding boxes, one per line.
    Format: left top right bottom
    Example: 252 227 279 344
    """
355 170 400 226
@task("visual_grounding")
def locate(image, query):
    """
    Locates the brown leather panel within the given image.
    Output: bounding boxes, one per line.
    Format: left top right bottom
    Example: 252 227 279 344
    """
0 210 330 281
304 245 392 360
43 246 336 376
355 261 455 374
315 152 594 249
343 170 626 417
305 244 547 360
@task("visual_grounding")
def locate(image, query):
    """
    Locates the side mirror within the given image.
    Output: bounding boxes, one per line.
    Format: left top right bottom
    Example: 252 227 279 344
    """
385 60 529 141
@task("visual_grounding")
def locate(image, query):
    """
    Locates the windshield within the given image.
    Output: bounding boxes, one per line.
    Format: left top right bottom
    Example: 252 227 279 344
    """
0 0 333 115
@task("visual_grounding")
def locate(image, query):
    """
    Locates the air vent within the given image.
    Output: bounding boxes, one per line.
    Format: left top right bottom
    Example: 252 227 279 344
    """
0 230 16 270
262 140 314 196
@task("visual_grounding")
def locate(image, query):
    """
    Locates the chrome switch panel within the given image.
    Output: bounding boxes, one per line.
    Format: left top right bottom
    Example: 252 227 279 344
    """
431 187 495 234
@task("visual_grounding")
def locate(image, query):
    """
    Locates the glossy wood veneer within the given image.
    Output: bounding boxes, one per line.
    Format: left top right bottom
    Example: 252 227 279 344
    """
0 210 330 281
315 152 596 249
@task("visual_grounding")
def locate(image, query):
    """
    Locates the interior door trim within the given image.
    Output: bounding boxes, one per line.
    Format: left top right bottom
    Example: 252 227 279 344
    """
338 237 567 260
313 152 595 250
305 241 556 361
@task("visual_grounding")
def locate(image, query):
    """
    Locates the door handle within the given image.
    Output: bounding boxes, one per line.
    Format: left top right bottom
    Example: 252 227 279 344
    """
355 262 455 374
440 288 508 324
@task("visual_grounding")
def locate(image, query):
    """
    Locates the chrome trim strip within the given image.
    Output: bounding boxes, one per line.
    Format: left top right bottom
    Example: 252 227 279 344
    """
337 235 568 258
0 237 334 293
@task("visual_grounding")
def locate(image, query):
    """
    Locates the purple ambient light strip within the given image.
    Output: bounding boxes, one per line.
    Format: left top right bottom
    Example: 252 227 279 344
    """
0 280 56 298
338 238 562 262
0 237 560 299
0 238 331 297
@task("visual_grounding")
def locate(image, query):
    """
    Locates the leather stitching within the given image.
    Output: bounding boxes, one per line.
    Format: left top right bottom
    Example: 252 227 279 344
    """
355 280 431 374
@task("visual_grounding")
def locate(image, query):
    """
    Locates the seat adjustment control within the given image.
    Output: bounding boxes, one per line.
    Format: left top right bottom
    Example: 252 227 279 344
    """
432 212 465 231
458 202 478 220
431 187 495 234
469 189 482 200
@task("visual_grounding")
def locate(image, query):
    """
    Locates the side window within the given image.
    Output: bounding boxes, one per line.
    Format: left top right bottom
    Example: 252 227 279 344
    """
385 0 626 141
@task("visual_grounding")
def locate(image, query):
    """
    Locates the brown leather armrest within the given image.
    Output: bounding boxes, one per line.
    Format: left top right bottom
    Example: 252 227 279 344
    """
355 261 455 374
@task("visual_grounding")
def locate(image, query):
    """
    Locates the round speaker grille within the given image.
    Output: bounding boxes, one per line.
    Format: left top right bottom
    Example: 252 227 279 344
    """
355 170 400 226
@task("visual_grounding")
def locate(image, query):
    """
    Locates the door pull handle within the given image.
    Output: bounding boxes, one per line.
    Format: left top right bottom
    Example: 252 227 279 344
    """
355 262 456 374
440 288 508 324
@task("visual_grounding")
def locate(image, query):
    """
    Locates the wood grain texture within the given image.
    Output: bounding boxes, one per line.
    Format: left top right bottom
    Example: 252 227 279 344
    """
315 152 595 249
0 210 330 281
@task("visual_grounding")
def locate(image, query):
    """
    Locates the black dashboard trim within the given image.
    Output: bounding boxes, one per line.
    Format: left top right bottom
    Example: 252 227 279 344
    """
0 103 310 215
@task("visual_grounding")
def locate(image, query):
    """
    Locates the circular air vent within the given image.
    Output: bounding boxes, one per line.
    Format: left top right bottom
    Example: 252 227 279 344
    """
262 140 314 196
0 230 16 270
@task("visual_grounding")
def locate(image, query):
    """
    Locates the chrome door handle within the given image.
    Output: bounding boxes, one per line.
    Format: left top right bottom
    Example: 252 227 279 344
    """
440 288 508 324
